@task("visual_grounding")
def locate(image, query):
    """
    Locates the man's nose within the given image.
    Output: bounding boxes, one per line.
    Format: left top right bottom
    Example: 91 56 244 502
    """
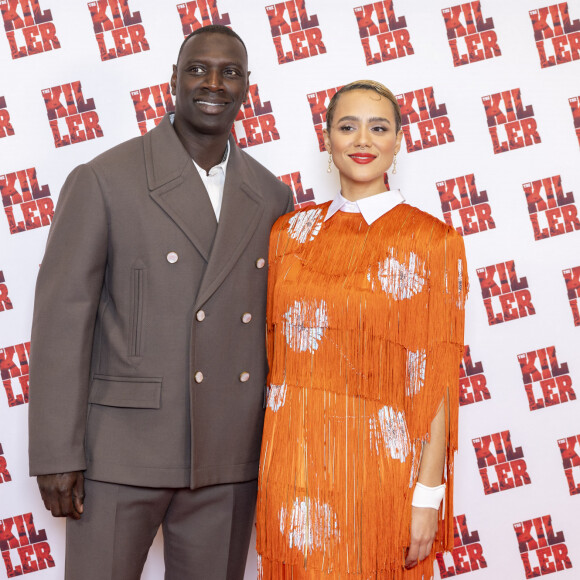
203 69 222 91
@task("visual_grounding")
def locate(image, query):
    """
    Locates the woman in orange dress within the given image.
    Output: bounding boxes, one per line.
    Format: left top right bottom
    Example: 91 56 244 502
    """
256 80 468 579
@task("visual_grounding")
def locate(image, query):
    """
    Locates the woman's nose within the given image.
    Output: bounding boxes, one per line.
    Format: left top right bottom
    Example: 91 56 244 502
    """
355 129 371 147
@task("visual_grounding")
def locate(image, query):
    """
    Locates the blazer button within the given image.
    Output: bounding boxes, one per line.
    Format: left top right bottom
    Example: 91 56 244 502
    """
194 371 204 383
241 312 252 324
196 310 206 322
255 258 266 269
239 372 250 383
167 251 179 264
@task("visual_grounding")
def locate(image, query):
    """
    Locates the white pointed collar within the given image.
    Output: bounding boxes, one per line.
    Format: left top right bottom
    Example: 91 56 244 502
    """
324 189 405 225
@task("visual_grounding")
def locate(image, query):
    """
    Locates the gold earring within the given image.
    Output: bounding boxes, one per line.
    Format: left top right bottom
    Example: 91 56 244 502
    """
392 153 397 174
327 154 333 173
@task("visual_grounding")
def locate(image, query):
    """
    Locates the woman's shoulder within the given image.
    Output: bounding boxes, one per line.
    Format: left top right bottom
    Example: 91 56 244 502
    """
271 200 332 235
395 203 462 241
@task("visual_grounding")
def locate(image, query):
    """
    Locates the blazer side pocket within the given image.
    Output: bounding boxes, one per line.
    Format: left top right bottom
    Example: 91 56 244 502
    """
89 375 162 409
129 262 146 357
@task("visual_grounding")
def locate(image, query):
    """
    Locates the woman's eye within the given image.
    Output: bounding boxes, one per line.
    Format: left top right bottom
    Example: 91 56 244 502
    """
338 125 355 132
372 126 388 132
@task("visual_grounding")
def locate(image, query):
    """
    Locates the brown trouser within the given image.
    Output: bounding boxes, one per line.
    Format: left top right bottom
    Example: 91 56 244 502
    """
65 478 258 580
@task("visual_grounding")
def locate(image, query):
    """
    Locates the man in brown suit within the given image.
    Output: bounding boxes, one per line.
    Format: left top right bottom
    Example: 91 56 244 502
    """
28 25 293 579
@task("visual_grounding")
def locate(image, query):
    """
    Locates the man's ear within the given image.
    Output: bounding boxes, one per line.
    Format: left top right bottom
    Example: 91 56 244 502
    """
170 65 177 96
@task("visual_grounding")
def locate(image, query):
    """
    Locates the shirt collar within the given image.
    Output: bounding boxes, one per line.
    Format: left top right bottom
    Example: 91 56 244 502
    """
192 141 230 177
169 112 230 175
324 189 405 225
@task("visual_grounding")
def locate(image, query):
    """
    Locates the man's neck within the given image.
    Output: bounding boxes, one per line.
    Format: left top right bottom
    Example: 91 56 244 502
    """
173 119 231 172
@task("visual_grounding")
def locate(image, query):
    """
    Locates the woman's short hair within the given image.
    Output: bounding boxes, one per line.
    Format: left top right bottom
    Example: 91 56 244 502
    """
325 80 402 134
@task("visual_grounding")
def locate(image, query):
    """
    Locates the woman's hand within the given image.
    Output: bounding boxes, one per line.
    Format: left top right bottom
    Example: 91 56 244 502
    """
404 506 439 569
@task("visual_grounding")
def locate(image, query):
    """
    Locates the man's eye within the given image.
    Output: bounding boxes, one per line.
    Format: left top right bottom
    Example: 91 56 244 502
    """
188 65 204 74
224 69 240 77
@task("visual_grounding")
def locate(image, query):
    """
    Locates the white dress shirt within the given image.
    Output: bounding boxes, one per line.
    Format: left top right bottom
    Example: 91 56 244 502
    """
169 112 229 220
192 143 229 221
324 189 406 225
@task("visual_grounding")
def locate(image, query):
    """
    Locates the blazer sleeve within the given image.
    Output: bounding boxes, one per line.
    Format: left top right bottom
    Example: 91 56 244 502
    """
285 187 294 214
28 163 109 476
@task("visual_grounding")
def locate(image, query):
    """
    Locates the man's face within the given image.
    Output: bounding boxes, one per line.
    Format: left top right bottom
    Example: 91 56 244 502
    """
171 33 250 137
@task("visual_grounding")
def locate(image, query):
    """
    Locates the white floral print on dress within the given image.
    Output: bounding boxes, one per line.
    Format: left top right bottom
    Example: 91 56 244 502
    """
283 300 328 353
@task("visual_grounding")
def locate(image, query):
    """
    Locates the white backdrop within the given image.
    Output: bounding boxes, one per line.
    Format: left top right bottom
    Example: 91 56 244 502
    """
1 1 579 578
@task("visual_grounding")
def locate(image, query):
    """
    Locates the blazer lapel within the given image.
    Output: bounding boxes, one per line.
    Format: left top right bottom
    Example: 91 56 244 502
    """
145 116 217 262
195 140 264 309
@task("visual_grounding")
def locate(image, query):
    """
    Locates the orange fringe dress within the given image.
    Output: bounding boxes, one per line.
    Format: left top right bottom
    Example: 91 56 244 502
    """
257 201 468 579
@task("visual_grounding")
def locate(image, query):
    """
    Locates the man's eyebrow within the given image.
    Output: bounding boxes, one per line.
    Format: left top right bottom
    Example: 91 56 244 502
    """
181 57 246 66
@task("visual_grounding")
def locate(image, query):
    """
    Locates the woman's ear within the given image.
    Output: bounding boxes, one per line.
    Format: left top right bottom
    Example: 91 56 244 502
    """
323 128 331 154
394 128 403 154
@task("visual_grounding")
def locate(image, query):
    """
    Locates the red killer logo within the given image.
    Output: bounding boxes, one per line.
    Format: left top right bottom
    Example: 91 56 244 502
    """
437 173 495 236
569 96 580 147
353 1 413 66
0 443 11 484
530 3 580 68
177 0 230 36
436 514 487 577
88 0 149 61
518 346 575 411
0 0 60 59
278 172 315 210
131 83 175 135
231 84 279 149
523 175 580 240
42 81 103 148
396 87 454 153
0 271 13 313
557 434 580 495
383 172 390 190
0 168 53 235
459 345 490 406
306 85 342 152
477 260 535 325
265 0 326 65
0 96 14 138
473 430 531 495
514 515 572 578
562 266 580 326
482 88 541 154
0 513 55 576
0 342 30 408
442 2 501 67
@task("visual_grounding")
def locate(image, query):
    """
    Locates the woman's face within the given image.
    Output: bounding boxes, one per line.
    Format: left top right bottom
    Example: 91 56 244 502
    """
323 89 402 199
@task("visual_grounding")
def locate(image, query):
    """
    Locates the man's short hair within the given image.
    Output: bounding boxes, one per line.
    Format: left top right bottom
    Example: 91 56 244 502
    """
177 25 248 63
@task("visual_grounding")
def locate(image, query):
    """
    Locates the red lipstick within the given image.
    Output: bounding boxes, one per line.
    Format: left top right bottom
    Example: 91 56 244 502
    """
349 153 376 164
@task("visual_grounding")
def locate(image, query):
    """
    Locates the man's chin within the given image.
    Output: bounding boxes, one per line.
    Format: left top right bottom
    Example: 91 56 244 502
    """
175 118 235 138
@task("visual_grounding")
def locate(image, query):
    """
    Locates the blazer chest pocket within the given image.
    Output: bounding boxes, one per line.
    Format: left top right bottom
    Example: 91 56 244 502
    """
129 263 146 358
89 375 162 409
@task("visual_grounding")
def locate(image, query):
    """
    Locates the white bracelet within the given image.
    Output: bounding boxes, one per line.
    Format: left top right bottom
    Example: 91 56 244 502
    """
411 482 446 509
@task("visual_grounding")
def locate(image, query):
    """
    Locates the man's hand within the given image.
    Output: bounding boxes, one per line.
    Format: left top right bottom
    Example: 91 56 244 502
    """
37 471 85 520
404 506 438 569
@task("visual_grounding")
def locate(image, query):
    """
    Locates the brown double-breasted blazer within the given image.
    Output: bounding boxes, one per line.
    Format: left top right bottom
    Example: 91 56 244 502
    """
28 115 293 489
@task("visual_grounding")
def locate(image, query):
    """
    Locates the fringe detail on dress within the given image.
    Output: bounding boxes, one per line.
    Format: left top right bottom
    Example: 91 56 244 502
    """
259 203 468 579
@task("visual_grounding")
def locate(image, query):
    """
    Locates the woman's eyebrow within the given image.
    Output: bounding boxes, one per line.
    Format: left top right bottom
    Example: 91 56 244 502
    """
336 115 391 124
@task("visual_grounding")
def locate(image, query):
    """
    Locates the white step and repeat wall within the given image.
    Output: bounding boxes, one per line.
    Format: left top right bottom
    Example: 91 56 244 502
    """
1 1 579 578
